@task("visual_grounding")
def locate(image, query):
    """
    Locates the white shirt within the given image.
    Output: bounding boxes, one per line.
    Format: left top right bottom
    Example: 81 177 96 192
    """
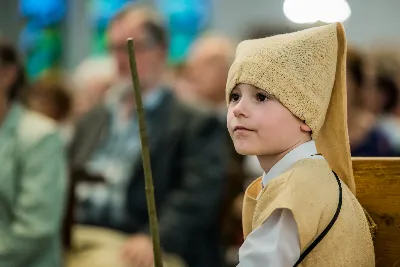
237 141 324 267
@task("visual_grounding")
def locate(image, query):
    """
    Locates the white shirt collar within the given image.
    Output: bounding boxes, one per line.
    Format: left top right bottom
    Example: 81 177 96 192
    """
262 141 322 186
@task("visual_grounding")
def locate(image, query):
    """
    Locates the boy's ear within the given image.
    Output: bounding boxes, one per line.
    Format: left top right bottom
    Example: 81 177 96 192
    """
300 122 312 133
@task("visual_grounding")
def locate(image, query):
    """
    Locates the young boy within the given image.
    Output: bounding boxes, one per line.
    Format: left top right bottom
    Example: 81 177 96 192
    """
226 23 375 266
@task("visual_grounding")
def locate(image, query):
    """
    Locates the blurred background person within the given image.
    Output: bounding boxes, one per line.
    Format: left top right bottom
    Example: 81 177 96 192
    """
23 76 74 143
0 40 67 267
72 56 117 119
68 4 227 267
25 78 72 123
376 75 400 154
175 33 246 266
370 49 400 154
346 47 396 156
175 33 234 116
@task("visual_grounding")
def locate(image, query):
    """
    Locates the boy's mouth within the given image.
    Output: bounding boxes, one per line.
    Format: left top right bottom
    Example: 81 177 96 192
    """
234 126 254 132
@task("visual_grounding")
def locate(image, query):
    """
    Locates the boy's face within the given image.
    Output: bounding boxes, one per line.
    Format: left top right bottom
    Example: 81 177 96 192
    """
227 83 311 156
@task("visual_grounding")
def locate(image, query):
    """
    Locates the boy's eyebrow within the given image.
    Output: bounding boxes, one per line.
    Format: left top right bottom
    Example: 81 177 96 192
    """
231 86 240 92
255 88 274 97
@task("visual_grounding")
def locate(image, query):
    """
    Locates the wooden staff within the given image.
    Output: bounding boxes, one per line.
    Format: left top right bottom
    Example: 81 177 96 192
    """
127 38 164 267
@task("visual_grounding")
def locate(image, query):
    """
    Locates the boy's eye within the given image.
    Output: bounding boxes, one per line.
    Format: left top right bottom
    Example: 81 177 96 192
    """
229 93 240 102
256 93 269 102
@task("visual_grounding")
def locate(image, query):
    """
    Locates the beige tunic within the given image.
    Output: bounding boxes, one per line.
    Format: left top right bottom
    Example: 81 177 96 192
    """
242 158 375 266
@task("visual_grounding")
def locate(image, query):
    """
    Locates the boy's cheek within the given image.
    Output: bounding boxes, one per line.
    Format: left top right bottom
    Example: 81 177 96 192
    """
226 114 234 132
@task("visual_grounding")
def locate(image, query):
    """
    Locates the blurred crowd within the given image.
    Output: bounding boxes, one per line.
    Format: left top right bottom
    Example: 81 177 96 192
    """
1 3 400 267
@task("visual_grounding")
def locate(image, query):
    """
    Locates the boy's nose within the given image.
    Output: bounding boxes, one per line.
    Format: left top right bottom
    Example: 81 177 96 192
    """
233 100 247 118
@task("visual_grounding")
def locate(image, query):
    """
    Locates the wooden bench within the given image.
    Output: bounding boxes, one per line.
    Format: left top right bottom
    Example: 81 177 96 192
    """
353 157 400 266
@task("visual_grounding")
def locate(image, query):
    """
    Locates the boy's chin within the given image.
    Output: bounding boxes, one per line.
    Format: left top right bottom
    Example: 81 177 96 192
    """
234 145 259 156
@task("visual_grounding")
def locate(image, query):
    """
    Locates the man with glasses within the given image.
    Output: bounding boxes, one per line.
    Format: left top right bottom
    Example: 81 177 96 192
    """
69 4 227 267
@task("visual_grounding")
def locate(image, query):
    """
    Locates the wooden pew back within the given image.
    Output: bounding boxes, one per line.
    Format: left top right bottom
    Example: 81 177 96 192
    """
353 157 400 266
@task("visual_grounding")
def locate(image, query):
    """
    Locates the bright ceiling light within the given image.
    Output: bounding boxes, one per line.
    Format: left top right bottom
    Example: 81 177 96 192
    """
319 0 351 23
283 0 351 24
283 0 318 24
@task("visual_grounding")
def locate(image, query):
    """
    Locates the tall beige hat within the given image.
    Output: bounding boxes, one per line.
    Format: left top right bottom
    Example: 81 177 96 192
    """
226 23 355 194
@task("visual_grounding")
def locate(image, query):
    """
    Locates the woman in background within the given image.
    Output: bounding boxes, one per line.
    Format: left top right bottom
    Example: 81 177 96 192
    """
0 40 67 267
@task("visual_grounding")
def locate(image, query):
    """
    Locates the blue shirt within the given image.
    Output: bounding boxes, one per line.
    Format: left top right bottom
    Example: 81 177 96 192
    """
76 88 166 229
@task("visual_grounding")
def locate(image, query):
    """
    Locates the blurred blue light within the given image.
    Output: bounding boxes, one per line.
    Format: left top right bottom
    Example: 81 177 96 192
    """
20 0 66 27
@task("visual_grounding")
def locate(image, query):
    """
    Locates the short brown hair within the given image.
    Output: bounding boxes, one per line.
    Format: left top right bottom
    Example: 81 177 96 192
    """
24 78 72 121
109 4 168 50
